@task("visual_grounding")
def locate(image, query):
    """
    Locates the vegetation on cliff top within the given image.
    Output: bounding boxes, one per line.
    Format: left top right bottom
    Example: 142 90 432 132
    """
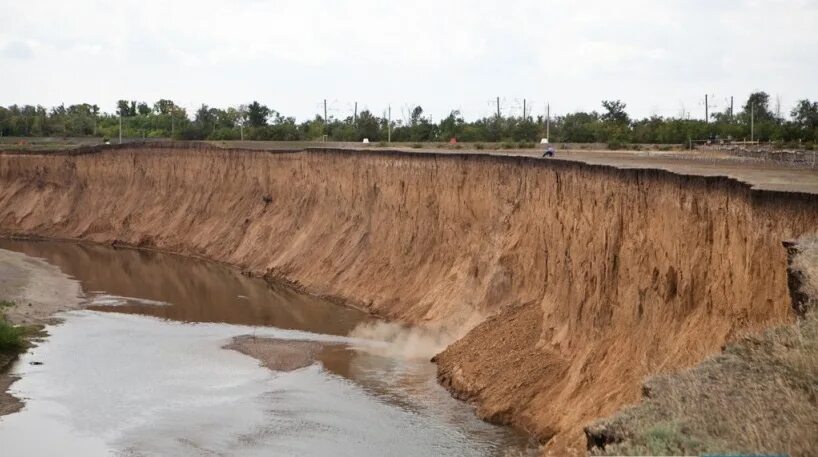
1 92 817 146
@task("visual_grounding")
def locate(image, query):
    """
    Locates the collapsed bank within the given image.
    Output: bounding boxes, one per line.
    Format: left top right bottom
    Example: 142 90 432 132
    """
1 143 816 454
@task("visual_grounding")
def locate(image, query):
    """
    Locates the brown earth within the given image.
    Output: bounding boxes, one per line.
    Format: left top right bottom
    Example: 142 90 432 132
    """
224 336 325 372
584 237 818 456
1 143 817 454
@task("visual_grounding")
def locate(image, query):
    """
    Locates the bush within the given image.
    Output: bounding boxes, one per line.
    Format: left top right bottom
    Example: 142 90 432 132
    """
501 142 517 149
411 143 423 149
0 320 24 353
517 141 536 149
607 141 624 150
475 143 485 150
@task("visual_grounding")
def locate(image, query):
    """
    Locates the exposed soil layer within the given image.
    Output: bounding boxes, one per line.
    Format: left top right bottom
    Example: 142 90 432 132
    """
585 238 818 456
225 336 325 372
1 143 817 454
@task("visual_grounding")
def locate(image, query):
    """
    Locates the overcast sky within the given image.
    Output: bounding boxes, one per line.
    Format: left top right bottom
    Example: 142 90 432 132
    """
1 0 816 122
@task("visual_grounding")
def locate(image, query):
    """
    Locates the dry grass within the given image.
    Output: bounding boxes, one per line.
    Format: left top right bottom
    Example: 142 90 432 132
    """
792 238 818 300
587 238 818 456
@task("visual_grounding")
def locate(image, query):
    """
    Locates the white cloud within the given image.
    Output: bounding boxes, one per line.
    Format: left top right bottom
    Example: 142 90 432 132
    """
0 0 816 120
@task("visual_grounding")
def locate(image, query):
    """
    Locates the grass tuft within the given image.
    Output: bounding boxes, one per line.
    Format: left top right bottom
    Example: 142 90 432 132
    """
0 320 25 353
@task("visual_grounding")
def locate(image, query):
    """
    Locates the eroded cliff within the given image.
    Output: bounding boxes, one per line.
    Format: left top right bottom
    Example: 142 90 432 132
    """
1 143 816 454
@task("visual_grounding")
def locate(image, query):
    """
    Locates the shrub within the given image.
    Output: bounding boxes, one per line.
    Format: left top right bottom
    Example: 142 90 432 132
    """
0 320 24 353
607 141 624 150
501 142 517 149
411 143 423 149
475 143 485 150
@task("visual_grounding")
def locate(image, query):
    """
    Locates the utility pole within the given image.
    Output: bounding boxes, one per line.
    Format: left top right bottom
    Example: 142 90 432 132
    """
523 99 526 119
171 107 175 138
546 103 550 141
240 123 244 141
705 94 709 124
751 103 755 142
354 101 358 123
496 97 500 118
119 113 122 144
730 96 734 120
323 99 328 139
388 105 392 143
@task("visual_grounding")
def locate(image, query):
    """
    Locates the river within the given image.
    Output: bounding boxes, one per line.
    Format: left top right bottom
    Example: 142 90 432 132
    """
0 240 535 456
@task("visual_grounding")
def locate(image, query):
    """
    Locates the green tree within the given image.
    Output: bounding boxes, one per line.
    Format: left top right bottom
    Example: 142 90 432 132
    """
153 99 176 115
743 92 773 122
247 101 270 127
137 102 151 116
601 100 630 124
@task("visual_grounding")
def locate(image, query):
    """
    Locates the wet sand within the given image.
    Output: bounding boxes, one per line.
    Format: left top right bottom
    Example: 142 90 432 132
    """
0 248 82 326
225 336 328 372
0 247 83 416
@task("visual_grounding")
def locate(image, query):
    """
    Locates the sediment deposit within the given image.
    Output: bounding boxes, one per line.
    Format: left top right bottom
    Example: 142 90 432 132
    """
1 143 817 454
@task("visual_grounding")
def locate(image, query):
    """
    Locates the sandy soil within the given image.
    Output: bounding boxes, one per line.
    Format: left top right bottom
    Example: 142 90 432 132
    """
224 335 326 372
206 141 818 195
373 147 818 195
0 247 83 416
0 248 83 326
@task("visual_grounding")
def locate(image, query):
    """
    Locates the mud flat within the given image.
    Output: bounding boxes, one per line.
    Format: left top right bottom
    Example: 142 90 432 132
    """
0 247 82 415
225 336 327 372
1 143 817 454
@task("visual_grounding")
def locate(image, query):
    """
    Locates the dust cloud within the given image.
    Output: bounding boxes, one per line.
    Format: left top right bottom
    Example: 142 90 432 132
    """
349 313 485 360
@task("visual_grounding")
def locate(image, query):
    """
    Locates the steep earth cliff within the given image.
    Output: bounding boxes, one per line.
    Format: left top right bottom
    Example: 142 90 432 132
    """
1 143 817 454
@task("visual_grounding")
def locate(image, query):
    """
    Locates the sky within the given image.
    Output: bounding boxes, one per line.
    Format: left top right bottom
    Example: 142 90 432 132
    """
1 0 817 122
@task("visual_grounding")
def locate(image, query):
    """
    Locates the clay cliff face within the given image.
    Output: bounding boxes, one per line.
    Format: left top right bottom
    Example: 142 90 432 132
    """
1 144 817 454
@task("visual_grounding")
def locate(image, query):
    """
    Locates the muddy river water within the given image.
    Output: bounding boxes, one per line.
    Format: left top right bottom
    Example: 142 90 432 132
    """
0 240 534 456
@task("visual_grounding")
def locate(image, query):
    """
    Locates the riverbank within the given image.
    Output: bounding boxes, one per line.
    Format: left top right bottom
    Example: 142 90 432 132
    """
0 248 82 416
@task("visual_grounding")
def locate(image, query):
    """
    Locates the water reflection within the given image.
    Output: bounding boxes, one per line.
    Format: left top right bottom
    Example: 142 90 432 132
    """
0 239 368 335
0 240 536 456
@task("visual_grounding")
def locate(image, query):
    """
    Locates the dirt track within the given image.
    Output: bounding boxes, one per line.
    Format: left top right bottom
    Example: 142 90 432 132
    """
1 143 817 454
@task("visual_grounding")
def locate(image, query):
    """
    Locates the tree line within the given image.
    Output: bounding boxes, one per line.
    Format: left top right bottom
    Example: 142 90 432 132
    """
1 92 816 147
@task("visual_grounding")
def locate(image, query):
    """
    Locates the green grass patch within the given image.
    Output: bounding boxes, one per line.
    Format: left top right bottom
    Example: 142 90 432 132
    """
0 320 25 353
